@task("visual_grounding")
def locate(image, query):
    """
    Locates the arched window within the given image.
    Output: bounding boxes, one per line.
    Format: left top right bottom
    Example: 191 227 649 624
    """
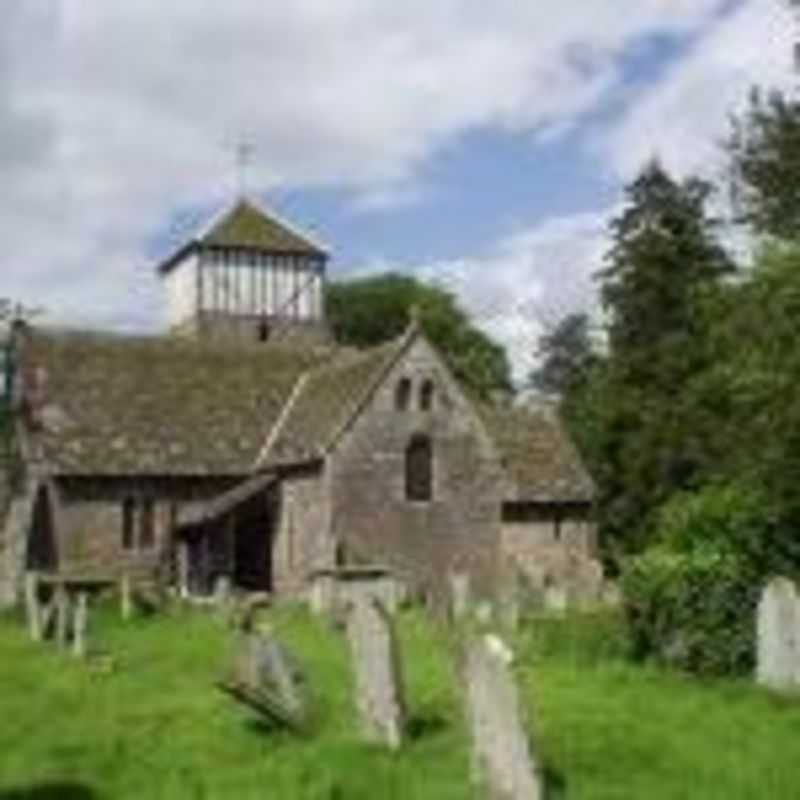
395 378 411 411
405 434 433 502
420 379 435 411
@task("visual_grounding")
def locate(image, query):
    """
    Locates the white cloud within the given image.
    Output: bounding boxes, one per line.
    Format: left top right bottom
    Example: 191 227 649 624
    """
597 0 795 182
0 0 734 339
416 210 611 384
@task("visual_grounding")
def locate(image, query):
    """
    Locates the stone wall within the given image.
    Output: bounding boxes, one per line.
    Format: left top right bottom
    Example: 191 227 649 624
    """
329 337 504 603
272 465 330 595
52 475 240 580
500 503 604 605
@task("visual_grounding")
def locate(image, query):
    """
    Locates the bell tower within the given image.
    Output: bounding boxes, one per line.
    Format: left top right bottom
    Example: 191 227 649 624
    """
156 197 329 344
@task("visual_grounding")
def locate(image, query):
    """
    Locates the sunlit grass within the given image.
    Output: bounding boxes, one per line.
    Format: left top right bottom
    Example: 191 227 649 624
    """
0 604 798 798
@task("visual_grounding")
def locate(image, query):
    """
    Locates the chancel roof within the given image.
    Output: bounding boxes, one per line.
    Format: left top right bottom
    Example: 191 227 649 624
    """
480 404 594 503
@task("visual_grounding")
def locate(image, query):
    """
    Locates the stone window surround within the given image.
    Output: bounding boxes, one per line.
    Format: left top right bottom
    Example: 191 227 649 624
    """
405 433 434 503
395 377 412 411
395 376 437 413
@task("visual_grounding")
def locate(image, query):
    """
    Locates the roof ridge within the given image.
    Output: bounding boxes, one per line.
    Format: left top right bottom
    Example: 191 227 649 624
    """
321 326 418 455
253 369 312 469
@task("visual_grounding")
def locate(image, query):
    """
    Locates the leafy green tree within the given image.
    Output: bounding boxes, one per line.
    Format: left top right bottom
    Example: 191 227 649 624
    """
726 88 800 240
697 242 800 567
529 312 595 397
325 273 512 397
592 161 735 557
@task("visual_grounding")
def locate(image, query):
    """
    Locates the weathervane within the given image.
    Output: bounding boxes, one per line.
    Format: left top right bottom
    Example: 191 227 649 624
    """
235 138 255 198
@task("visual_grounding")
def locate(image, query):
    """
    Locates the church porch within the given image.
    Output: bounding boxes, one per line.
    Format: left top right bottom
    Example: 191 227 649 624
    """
175 474 279 598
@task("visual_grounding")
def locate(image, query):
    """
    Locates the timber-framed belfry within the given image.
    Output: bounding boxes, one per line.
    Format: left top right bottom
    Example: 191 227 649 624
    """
0 198 602 609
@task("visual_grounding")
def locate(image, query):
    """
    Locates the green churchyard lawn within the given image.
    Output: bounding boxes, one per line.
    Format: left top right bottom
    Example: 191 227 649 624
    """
0 604 798 799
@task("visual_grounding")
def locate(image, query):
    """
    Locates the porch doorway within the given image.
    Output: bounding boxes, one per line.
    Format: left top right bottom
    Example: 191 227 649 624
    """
232 487 275 592
176 475 278 597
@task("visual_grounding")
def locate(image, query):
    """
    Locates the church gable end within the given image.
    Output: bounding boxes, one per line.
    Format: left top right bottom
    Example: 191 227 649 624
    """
325 333 505 600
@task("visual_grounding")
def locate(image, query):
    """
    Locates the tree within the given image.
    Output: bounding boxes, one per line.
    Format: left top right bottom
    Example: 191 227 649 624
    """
325 273 512 397
592 161 735 557
528 312 594 397
726 88 800 240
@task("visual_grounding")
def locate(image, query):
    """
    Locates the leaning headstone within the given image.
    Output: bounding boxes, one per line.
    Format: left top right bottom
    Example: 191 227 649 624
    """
757 577 800 691
449 571 471 622
498 571 521 633
220 630 310 733
345 597 405 749
461 633 543 800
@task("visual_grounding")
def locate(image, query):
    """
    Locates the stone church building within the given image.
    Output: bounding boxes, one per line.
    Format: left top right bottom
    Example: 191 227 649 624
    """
0 198 601 608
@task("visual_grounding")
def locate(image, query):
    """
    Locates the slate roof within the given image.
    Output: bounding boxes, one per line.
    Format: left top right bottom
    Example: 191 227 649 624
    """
18 328 336 476
481 404 594 503
260 334 410 466
157 198 327 274
17 325 593 502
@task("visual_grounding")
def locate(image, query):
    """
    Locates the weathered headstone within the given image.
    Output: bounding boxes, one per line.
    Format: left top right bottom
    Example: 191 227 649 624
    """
543 583 568 613
474 600 494 625
120 575 132 620
449 571 471 622
757 577 800 691
24 572 42 641
462 633 543 800
498 571 521 633
72 592 89 658
221 630 310 733
345 597 405 749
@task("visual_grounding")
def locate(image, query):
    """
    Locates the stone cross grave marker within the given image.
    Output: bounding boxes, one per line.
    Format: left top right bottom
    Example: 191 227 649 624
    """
345 596 405 749
462 633 543 800
757 576 800 692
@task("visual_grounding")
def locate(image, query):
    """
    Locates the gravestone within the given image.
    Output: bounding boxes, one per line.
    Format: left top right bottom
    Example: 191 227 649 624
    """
345 597 405 749
120 575 133 620
72 592 89 658
498 571 521 633
221 630 310 733
448 571 471 622
24 572 42 641
757 577 800 691
462 633 543 800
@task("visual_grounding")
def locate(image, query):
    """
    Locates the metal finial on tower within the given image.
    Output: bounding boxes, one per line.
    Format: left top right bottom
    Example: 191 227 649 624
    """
235 138 255 198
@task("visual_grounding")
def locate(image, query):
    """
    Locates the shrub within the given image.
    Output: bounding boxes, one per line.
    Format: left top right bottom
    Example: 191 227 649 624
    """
621 483 772 676
622 545 759 676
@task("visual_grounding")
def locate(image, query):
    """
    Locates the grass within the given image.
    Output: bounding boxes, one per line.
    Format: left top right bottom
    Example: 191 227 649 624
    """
0 604 798 799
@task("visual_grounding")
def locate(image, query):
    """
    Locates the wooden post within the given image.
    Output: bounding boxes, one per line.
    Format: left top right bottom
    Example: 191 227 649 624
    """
55 583 70 649
120 574 132 620
72 592 88 658
177 539 190 599
24 572 42 642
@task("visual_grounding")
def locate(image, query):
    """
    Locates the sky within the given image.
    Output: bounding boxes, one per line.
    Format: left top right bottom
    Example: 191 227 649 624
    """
0 0 794 382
